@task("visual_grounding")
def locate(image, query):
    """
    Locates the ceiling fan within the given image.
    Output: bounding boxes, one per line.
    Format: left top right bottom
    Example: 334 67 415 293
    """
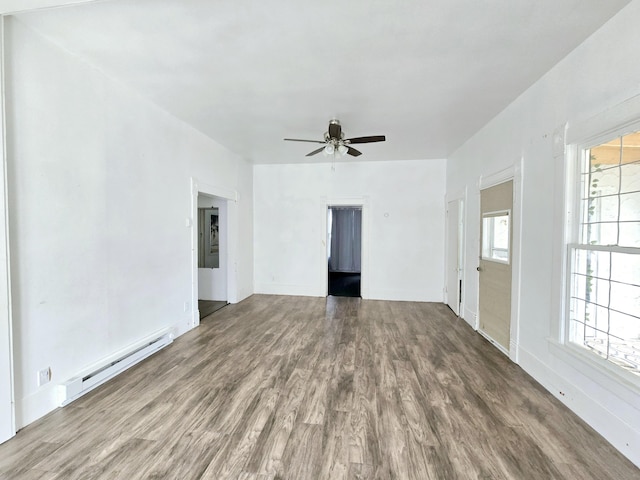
284 119 385 157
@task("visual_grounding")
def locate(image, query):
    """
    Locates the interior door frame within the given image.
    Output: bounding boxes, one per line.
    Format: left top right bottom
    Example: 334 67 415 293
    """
321 196 369 299
190 178 237 328
445 188 466 318
477 161 523 363
0 17 16 444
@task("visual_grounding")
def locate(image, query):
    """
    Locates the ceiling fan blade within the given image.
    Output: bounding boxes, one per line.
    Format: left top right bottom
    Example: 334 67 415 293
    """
306 146 326 157
328 122 342 139
284 138 325 144
347 146 362 157
346 135 386 144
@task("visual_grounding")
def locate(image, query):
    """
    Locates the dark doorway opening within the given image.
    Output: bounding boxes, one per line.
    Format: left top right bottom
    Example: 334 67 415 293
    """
328 271 361 297
327 206 362 298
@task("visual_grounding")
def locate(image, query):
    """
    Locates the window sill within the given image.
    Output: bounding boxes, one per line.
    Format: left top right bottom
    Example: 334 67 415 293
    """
547 338 640 409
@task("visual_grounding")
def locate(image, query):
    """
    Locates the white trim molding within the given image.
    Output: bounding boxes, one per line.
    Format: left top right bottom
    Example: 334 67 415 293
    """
479 165 515 190
0 15 16 444
566 93 640 146
509 158 524 364
190 178 238 328
321 196 370 299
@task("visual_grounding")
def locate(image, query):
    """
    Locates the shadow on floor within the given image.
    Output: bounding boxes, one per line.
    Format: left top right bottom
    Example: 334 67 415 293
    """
198 300 228 319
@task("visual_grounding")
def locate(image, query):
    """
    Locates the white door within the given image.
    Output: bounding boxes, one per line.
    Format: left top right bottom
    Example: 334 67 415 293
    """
446 199 462 315
478 180 513 353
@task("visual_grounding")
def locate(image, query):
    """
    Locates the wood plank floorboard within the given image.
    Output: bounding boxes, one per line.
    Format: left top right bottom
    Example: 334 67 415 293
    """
1 295 638 479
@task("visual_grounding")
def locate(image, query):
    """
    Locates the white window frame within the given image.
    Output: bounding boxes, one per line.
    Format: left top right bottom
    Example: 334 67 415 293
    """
561 118 640 390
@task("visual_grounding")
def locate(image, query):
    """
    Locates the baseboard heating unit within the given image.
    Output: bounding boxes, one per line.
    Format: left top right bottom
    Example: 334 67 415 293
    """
59 331 173 406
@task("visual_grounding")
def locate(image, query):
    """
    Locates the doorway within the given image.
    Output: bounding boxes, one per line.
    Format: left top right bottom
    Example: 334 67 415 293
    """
478 180 513 354
197 194 228 319
446 198 464 316
327 206 362 297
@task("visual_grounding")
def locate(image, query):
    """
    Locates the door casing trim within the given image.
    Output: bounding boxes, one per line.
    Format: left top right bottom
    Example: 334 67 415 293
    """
477 160 523 364
190 178 237 328
321 196 369 299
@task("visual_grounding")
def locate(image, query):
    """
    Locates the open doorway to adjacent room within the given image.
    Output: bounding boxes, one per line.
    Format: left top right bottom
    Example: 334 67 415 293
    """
197 194 228 319
327 206 362 297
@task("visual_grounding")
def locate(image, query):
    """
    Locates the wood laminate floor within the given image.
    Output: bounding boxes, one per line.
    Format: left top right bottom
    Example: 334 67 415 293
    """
0 295 638 479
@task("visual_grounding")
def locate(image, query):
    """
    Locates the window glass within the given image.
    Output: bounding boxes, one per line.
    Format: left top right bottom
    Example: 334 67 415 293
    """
482 213 510 262
567 129 640 378
581 132 640 248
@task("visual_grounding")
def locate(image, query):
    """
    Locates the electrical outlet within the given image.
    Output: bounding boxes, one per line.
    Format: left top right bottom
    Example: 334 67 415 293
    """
183 301 190 313
37 367 51 387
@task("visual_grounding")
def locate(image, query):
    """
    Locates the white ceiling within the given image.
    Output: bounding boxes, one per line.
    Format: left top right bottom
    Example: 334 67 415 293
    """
11 0 632 164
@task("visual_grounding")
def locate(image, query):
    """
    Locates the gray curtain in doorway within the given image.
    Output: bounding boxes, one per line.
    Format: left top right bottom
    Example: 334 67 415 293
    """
329 207 362 273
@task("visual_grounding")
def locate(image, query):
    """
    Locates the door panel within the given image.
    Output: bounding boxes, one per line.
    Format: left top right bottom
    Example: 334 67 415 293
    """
479 181 513 352
479 258 511 348
446 199 461 315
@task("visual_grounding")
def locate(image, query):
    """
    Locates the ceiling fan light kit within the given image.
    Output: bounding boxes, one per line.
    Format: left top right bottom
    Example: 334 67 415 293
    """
284 119 385 159
324 143 335 155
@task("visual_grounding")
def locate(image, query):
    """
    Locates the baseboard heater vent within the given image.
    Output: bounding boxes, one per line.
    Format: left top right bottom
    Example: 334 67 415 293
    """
59 332 173 406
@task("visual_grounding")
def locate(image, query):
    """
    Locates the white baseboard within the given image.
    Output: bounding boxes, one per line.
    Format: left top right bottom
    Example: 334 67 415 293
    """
254 283 323 297
17 322 185 429
17 384 59 428
365 288 440 302
463 307 477 329
518 346 640 467
254 283 445 303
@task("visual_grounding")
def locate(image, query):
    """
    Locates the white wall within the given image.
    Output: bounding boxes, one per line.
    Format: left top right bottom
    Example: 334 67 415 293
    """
197 195 228 301
235 159 254 302
447 0 640 466
4 18 253 428
254 159 446 301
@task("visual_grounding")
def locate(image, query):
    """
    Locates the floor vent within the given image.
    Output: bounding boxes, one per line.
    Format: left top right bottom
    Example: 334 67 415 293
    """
59 332 173 406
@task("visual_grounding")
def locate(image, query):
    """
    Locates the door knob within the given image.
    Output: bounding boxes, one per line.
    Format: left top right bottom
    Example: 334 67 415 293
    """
477 266 482 272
